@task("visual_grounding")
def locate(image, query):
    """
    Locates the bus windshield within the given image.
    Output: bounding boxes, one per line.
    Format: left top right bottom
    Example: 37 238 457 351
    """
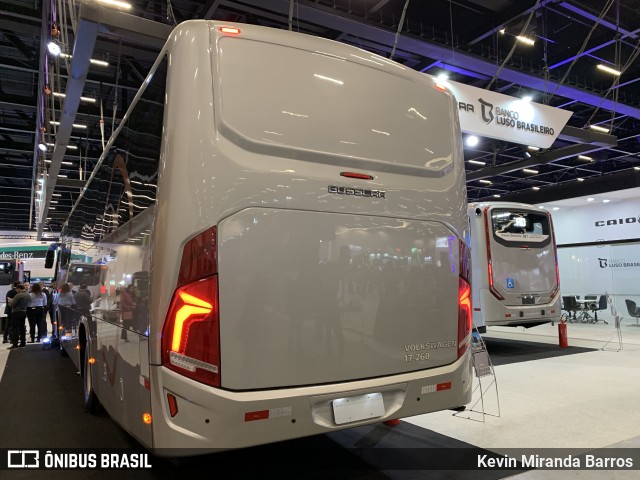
491 209 551 246
68 264 101 286
0 261 16 285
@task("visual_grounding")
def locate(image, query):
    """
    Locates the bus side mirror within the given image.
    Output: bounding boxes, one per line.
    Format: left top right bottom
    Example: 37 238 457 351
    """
44 250 55 269
475 208 482 216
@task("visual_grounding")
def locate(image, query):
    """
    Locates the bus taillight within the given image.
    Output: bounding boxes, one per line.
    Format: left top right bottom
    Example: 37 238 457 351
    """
162 226 220 387
458 241 472 358
162 276 220 387
484 208 505 301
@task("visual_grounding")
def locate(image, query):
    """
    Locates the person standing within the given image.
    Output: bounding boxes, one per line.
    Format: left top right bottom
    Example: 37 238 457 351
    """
40 282 51 340
47 281 58 338
7 283 29 349
27 283 47 342
119 284 136 341
57 283 76 335
75 284 92 320
3 282 19 344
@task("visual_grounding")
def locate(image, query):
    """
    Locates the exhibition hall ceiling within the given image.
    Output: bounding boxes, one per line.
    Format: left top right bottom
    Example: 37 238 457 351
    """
0 0 639 234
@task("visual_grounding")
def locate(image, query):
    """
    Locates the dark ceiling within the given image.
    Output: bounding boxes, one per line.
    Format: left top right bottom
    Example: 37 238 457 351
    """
1 0 639 236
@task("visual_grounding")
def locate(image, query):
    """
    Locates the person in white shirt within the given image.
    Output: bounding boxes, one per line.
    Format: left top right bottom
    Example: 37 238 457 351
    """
27 283 47 342
56 283 76 337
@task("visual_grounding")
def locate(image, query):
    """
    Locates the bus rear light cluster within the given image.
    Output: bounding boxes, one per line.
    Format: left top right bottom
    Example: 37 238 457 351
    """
484 208 505 301
162 226 221 387
457 241 472 359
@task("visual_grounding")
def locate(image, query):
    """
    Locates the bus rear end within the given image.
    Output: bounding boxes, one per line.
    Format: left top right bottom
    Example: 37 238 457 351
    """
470 202 561 329
149 21 472 454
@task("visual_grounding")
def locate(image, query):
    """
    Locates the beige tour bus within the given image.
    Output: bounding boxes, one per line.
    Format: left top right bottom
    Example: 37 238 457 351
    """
57 20 473 456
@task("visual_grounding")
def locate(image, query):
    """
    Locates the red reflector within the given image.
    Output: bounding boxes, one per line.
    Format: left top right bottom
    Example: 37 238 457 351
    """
437 382 452 391
505 314 512 318
474 307 481 311
100 285 106 295
167 394 178 418
434 82 446 92
219 26 241 35
144 378 150 390
245 410 269 422
550 310 556 314
177 226 217 287
340 171 374 180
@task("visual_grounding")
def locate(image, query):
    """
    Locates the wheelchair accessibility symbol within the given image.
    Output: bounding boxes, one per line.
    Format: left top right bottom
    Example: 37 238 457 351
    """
506 278 515 289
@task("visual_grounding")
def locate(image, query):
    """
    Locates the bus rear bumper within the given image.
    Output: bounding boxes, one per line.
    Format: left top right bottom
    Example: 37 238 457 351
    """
148 353 472 455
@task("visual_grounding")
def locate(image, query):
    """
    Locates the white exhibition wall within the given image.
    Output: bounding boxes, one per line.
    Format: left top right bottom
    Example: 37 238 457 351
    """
550 195 640 323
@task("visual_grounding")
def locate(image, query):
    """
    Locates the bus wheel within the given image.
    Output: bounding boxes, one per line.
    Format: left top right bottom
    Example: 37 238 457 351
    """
82 342 100 414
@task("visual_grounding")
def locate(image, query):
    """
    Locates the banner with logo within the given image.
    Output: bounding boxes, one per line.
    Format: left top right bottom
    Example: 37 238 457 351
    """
550 196 640 244
445 80 572 148
558 243 640 300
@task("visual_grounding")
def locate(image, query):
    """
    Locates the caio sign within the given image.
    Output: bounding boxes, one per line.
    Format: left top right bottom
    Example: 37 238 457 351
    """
594 215 640 227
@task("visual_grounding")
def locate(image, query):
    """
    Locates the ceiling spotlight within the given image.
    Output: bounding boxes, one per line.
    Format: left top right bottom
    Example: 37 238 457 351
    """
577 177 585 182
589 125 609 133
525 151 532 158
499 29 506 35
466 135 479 147
493 194 501 198
578 155 593 161
523 168 538 174
97 0 132 9
597 64 621 76
47 41 61 56
89 59 110 67
38 143 47 152
527 146 540 151
479 179 492 184
468 160 486 165
532 186 540 190
516 35 535 46
634 167 640 171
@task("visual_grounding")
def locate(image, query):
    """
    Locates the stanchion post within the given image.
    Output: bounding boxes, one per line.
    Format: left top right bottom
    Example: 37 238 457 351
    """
558 320 568 348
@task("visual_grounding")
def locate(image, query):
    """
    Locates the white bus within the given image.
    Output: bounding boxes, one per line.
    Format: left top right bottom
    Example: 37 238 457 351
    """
0 259 24 319
57 21 472 456
468 202 561 332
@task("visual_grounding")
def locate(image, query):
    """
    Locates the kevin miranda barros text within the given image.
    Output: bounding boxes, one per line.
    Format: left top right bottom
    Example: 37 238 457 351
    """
478 454 634 469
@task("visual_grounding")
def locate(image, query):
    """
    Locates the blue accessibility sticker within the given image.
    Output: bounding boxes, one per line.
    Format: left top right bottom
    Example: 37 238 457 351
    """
506 278 515 288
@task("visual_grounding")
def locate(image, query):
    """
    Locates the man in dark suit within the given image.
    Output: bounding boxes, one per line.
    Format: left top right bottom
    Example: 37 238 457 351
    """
3 282 19 344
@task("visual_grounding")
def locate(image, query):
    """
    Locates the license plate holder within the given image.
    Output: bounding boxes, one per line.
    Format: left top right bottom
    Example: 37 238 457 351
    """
522 296 535 305
332 392 385 425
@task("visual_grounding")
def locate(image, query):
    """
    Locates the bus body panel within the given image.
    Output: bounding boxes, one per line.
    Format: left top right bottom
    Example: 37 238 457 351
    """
469 202 561 328
218 208 461 390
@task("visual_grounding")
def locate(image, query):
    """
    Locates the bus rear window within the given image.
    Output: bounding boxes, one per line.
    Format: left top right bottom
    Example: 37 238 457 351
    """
218 38 454 169
491 210 550 246
68 265 102 286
